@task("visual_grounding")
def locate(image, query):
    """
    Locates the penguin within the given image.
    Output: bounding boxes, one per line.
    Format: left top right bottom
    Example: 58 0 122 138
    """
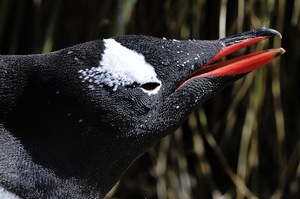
0 28 284 198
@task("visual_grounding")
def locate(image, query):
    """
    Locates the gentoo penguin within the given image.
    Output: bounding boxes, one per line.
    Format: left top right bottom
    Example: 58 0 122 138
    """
0 28 284 198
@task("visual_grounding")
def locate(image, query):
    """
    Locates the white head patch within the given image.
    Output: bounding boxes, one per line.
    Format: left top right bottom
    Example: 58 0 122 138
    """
79 39 161 95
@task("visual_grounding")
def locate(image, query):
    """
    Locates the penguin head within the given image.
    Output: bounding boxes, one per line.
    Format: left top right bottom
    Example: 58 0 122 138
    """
71 28 283 141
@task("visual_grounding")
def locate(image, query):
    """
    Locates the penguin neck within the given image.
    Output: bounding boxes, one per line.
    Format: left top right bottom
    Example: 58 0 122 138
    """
3 95 149 196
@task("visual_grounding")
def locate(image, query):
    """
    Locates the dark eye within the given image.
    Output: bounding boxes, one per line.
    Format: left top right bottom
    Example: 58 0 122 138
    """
140 82 161 91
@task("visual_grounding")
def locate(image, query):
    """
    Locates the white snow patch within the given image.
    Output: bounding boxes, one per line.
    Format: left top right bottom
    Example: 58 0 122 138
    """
220 42 226 48
79 39 161 95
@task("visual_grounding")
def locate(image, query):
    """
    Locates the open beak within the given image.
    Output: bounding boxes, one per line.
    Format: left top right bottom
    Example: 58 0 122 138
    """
188 28 285 80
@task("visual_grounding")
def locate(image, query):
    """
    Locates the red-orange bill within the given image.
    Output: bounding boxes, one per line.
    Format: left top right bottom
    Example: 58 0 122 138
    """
196 47 285 77
177 28 285 89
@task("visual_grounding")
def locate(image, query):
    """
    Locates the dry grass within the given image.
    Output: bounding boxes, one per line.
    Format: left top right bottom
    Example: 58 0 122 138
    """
0 0 299 198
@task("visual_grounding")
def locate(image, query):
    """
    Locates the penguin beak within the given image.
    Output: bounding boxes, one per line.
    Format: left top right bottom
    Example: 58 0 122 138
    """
180 28 285 87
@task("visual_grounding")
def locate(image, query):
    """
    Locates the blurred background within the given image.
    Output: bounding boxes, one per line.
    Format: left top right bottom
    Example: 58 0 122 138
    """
0 0 299 198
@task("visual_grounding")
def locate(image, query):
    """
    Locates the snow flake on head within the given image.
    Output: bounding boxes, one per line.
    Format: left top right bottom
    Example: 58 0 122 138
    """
79 39 161 94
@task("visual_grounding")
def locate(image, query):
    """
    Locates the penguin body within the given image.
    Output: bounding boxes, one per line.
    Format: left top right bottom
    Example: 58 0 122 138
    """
0 29 283 198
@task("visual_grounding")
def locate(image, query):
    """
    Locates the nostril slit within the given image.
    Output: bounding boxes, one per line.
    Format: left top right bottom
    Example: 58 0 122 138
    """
140 82 160 91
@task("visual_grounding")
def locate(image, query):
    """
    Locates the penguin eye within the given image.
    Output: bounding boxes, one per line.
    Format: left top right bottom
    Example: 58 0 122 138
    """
140 82 161 91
